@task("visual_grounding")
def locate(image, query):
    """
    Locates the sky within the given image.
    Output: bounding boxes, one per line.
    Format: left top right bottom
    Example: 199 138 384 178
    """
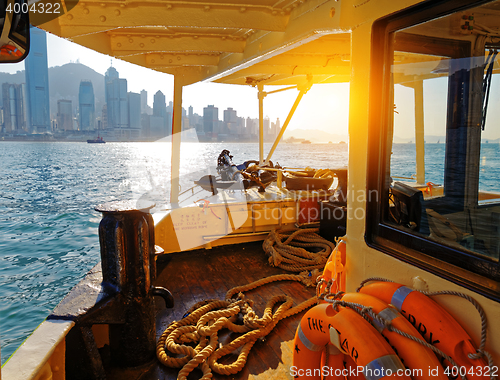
0 30 351 136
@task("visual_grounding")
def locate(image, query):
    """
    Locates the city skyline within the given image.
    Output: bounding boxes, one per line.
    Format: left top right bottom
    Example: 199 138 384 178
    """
0 31 285 142
0 55 284 141
0 29 352 139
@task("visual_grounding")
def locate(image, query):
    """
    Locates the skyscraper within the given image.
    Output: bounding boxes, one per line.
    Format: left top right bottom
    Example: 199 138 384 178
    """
188 105 194 124
203 105 218 135
24 27 50 133
57 99 73 131
104 66 118 101
153 90 168 137
128 92 141 130
78 81 95 131
104 66 128 132
223 107 237 123
2 83 26 133
101 104 108 130
140 89 148 113
223 107 238 135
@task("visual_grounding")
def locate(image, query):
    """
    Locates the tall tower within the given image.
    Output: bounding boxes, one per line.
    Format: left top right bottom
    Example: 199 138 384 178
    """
203 105 218 134
24 27 50 133
2 83 26 133
104 66 118 102
140 89 148 113
153 90 168 136
57 100 73 131
104 66 128 132
128 92 141 129
78 81 95 131
223 107 237 123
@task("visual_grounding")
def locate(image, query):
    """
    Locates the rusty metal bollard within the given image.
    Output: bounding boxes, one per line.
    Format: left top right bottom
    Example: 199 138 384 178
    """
95 200 173 368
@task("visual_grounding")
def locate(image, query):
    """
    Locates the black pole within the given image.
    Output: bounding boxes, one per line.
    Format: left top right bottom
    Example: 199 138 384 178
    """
95 200 173 368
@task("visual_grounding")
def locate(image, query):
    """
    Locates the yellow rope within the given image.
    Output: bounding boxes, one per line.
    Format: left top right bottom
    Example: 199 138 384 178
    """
156 273 317 379
263 227 335 273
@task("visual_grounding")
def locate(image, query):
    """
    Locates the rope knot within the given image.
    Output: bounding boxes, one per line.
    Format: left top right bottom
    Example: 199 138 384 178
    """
468 349 484 360
383 318 393 331
360 306 372 315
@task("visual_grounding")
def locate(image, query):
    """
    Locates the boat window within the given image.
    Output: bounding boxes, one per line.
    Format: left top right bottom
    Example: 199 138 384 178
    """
368 0 500 295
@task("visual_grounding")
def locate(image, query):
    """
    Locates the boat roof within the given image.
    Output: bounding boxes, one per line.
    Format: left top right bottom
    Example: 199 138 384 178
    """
37 0 351 86
36 0 500 87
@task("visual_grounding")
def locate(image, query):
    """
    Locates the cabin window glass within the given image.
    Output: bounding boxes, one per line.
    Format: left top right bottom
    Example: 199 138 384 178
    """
373 0 500 286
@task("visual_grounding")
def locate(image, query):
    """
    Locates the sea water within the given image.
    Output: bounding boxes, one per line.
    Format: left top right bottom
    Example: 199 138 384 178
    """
0 141 498 364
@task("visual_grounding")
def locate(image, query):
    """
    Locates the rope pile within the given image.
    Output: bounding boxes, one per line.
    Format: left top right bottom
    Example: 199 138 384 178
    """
263 227 335 273
156 273 317 380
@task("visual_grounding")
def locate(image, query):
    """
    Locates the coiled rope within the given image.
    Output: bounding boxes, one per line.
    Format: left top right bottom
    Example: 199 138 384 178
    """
262 227 335 273
355 277 497 380
156 273 317 380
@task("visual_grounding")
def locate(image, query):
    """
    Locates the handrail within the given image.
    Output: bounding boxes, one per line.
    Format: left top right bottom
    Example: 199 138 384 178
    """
1 317 75 380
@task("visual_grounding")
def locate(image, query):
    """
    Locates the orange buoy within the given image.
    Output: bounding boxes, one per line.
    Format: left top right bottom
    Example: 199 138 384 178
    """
324 344 346 380
341 292 447 380
345 355 366 380
293 303 344 380
359 282 489 380
293 303 411 380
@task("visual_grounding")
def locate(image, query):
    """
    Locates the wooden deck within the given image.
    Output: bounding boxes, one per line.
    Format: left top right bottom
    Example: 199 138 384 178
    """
135 241 316 380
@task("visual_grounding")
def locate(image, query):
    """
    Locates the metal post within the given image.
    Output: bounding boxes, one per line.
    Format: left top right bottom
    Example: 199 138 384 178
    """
265 87 308 165
414 79 425 184
95 200 173 368
171 75 183 204
258 83 265 165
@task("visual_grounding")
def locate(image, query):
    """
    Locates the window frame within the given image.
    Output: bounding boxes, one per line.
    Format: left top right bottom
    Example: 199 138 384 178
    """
366 0 500 300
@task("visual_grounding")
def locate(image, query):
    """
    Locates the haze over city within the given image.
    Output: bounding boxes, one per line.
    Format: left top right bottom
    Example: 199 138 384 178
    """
0 29 351 139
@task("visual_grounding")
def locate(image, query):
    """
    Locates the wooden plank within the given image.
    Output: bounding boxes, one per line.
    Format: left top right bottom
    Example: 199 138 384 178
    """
155 253 191 322
196 251 230 299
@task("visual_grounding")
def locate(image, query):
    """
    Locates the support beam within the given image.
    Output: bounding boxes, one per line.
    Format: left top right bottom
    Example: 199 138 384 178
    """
170 76 183 204
414 79 425 184
110 34 245 56
57 3 288 34
212 64 350 85
71 33 114 56
145 53 219 67
125 53 219 69
265 85 310 165
258 83 265 165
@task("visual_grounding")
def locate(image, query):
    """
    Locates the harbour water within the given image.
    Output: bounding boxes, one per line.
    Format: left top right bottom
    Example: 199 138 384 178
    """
1 140 499 364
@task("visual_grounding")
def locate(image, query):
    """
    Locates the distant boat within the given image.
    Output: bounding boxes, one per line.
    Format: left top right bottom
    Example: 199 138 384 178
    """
87 135 106 144
301 140 312 144
339 141 346 144
437 140 440 144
